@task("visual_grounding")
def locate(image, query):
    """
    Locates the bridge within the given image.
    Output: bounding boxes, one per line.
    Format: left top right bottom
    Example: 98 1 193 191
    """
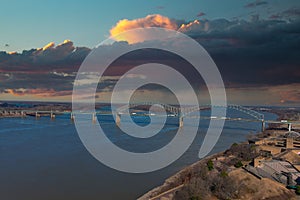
115 102 265 129
1 103 299 132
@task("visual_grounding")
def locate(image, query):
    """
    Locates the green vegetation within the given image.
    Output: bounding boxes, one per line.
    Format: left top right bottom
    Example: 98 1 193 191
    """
207 159 214 171
220 171 228 177
174 143 261 200
231 143 238 147
225 143 259 161
296 185 300 195
234 161 243 168
174 161 237 200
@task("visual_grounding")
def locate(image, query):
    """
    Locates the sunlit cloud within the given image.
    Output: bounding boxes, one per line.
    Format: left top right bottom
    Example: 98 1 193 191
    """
42 42 55 51
8 51 17 55
110 14 178 43
178 20 210 33
4 88 72 97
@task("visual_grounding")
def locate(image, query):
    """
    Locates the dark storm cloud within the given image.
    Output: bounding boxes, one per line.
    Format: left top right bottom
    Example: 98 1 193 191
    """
177 18 300 87
269 8 300 19
0 40 90 73
0 40 90 96
105 17 300 88
1 16 300 97
283 8 300 17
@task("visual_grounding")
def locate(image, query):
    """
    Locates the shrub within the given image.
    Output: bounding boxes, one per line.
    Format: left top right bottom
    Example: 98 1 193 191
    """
174 176 210 200
234 161 243 168
232 143 238 147
225 143 259 161
296 185 300 195
220 171 228 177
207 160 214 171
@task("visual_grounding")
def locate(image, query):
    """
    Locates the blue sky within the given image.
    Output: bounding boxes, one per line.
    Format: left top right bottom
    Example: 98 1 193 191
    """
1 0 299 52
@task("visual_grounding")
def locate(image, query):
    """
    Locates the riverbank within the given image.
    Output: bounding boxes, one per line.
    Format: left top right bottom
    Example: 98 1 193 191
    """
139 109 300 200
138 142 297 200
139 143 298 200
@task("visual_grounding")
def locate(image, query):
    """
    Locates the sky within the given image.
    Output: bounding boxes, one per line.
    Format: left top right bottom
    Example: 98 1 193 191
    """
1 0 298 52
0 0 300 105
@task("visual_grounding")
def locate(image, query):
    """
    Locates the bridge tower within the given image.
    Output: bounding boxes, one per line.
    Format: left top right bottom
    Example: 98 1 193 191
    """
116 113 121 127
261 120 266 132
288 123 292 132
92 113 97 123
179 116 183 128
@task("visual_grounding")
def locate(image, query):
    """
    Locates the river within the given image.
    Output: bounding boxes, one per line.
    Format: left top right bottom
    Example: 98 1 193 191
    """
0 109 277 200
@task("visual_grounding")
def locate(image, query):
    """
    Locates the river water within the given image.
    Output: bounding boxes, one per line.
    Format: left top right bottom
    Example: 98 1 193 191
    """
0 110 276 200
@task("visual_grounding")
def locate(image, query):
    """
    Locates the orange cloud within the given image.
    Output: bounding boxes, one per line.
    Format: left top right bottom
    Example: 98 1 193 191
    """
110 14 178 43
178 20 209 33
8 51 17 55
4 88 72 97
42 42 55 51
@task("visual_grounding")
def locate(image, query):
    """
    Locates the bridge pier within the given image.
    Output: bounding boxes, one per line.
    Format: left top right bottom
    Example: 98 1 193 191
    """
261 120 265 132
116 113 121 127
288 123 292 132
92 113 97 123
70 113 75 121
179 116 183 128
50 111 55 120
35 112 40 119
21 111 26 118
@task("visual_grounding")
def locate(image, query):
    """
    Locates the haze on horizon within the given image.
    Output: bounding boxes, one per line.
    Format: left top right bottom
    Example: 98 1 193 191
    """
0 0 300 106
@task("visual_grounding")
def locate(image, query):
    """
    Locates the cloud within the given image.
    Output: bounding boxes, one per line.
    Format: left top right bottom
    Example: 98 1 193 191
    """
283 8 300 17
107 16 300 90
42 42 55 51
178 20 209 33
0 40 90 73
269 8 300 19
109 14 178 43
269 14 281 20
245 0 268 8
4 88 72 97
268 84 300 104
197 12 206 17
0 40 90 98
1 15 300 105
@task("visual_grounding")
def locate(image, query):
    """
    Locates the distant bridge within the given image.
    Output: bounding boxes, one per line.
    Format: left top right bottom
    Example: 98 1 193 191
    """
1 103 299 132
115 102 265 129
116 102 264 119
